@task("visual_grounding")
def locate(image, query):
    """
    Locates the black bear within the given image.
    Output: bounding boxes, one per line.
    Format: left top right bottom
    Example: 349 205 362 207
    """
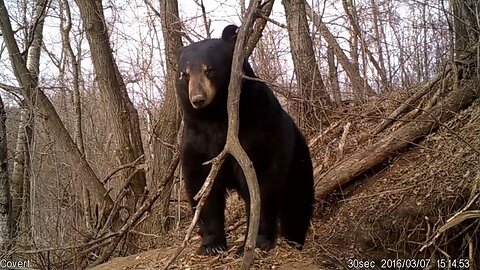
175 25 314 255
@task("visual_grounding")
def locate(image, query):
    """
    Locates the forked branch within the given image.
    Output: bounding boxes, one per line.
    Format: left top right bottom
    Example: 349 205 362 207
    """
163 1 265 269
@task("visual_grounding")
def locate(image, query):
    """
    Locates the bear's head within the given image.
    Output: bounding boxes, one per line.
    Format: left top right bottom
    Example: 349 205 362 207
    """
175 25 245 111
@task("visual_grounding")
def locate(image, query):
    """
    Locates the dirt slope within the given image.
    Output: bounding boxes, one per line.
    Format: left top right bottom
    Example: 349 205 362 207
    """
92 88 480 269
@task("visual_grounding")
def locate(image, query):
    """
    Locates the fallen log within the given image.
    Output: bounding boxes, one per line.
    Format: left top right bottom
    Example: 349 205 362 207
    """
315 81 479 199
372 72 448 135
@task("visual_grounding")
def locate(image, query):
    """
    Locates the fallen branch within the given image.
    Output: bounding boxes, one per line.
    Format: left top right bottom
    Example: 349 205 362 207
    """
315 80 478 198
308 122 339 149
420 195 480 252
88 151 180 267
337 122 351 158
373 72 447 135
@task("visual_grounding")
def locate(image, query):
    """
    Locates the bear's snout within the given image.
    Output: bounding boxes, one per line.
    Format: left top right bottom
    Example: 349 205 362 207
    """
191 94 207 108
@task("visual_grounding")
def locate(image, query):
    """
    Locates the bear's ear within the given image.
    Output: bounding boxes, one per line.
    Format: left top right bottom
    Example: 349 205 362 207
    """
221 25 239 42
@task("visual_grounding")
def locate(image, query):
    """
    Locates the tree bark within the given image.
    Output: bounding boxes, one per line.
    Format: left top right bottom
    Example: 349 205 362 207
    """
450 0 478 57
9 0 47 243
327 45 342 107
245 0 274 57
369 0 388 91
59 0 92 229
0 0 113 208
150 0 183 232
315 81 478 198
75 0 146 199
10 103 33 245
283 0 331 130
0 94 12 256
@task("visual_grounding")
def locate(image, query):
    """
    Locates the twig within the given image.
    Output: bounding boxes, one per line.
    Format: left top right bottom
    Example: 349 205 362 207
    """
308 122 339 148
163 151 227 269
257 13 286 29
99 167 144 236
101 154 144 184
88 152 180 267
337 122 351 158
419 193 480 252
372 73 447 135
193 0 211 38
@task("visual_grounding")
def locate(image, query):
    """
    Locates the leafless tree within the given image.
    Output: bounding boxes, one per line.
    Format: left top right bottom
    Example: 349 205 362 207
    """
75 0 147 210
283 0 331 132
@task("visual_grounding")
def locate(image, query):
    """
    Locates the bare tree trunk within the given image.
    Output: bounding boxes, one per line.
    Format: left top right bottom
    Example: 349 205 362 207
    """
343 0 388 93
422 0 430 81
0 94 12 257
59 0 92 230
0 0 114 209
75 0 146 204
345 0 359 74
149 0 183 232
283 0 331 131
305 1 375 96
10 103 33 246
390 20 409 88
327 45 342 107
370 0 388 91
450 0 478 57
10 0 43 249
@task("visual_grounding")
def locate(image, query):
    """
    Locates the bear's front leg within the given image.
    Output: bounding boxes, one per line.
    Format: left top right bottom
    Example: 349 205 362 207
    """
183 159 228 255
235 169 280 256
196 185 227 255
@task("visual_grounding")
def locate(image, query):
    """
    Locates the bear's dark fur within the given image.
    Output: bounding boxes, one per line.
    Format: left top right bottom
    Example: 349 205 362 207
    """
175 25 314 255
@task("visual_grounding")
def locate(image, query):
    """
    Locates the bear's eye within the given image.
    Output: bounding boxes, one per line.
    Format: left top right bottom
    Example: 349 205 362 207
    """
180 71 189 80
204 66 214 76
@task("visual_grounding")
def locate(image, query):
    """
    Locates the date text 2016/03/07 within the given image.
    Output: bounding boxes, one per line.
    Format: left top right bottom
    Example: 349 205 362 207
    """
346 258 470 269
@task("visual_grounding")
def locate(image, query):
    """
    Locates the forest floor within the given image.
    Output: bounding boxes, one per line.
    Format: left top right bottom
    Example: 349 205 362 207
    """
92 85 480 269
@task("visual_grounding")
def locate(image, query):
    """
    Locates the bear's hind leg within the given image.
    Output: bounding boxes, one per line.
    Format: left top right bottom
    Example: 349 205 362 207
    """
279 134 314 249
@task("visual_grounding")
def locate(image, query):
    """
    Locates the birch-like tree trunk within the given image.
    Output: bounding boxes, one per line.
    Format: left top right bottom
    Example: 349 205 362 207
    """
9 0 47 248
0 0 114 210
9 103 33 246
370 0 388 90
342 0 388 93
